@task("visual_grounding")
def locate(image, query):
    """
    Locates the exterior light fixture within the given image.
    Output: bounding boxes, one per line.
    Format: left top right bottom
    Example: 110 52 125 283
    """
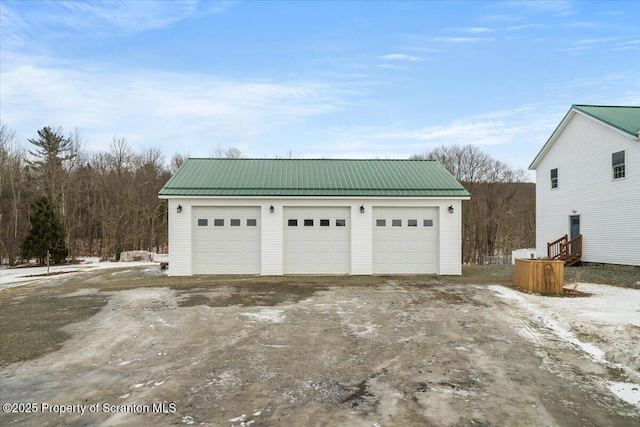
448 205 454 214
360 205 365 214
177 204 183 213
270 205 274 213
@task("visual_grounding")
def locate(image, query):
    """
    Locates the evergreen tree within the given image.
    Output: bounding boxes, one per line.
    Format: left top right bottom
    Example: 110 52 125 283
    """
27 126 74 191
20 197 69 264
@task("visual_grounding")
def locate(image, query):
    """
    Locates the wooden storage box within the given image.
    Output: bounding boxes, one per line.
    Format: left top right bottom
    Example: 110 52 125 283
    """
514 259 564 295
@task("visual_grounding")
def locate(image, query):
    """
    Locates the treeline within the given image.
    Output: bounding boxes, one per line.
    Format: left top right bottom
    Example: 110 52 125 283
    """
2 122 534 266
0 124 177 264
411 145 535 264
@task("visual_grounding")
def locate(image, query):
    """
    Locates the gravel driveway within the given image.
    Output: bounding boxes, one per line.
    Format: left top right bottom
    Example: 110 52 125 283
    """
1 268 638 426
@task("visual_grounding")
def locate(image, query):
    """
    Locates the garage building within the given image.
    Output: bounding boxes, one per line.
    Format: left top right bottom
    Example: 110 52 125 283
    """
159 159 470 276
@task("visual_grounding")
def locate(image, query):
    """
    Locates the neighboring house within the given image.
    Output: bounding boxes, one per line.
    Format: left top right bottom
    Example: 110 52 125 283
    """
529 105 640 266
158 159 470 276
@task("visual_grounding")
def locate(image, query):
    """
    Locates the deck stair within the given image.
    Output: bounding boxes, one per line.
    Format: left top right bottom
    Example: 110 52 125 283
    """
547 234 582 266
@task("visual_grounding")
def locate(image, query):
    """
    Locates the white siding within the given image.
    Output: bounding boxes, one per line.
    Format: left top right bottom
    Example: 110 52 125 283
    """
439 200 463 275
351 203 373 275
167 199 192 276
261 203 283 275
162 197 467 275
535 112 640 266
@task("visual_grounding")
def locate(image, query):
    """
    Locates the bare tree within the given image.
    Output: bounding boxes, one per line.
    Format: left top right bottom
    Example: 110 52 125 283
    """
1 123 177 262
90 137 136 260
276 150 300 159
133 147 170 252
412 144 534 264
60 128 89 258
210 146 244 158
0 123 28 264
170 153 189 173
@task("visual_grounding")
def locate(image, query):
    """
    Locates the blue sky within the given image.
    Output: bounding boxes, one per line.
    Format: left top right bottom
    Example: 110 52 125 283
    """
1 1 639 178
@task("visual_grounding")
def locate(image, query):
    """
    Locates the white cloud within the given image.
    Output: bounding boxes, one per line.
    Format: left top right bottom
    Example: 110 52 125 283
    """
576 37 621 45
431 36 493 43
613 40 640 51
0 0 232 52
370 121 517 146
380 53 420 61
0 58 351 155
562 37 633 55
456 27 497 34
497 0 575 16
505 23 548 31
319 105 561 158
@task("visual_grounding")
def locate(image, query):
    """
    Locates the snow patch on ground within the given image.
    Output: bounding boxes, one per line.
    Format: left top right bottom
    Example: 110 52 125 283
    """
608 381 640 409
60 288 102 297
0 256 168 290
333 299 380 339
518 283 639 371
240 308 285 323
492 286 607 362
490 284 640 409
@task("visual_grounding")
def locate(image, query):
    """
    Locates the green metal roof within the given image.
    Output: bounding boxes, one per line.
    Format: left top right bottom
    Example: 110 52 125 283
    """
572 105 640 137
159 159 470 198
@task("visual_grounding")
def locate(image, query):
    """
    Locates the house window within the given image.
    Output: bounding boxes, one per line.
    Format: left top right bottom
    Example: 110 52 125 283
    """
288 219 298 226
230 219 241 226
424 219 433 227
336 219 346 227
408 219 417 227
376 219 386 227
550 168 558 189
613 151 625 179
247 219 257 226
197 219 208 226
214 219 224 226
392 219 402 227
304 219 314 226
320 219 330 226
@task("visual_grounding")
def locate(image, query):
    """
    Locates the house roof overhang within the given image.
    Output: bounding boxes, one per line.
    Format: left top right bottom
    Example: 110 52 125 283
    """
529 105 640 170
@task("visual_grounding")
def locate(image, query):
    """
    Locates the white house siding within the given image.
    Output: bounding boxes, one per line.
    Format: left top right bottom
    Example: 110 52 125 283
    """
163 197 465 276
535 112 640 266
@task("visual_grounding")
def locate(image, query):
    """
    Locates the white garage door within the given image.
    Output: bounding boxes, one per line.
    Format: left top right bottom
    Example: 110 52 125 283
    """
284 207 351 274
373 207 438 274
192 206 261 274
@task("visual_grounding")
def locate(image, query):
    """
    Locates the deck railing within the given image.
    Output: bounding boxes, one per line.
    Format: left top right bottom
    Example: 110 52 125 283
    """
547 234 568 260
567 234 582 256
547 234 582 265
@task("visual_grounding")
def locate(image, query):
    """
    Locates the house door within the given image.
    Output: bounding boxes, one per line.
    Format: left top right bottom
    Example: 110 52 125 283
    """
569 215 580 255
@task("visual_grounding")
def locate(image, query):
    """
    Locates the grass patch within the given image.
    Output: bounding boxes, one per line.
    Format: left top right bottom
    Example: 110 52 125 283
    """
452 264 638 288
0 294 108 367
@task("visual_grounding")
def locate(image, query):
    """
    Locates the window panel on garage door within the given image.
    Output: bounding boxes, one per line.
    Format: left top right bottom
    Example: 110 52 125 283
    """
192 206 260 274
284 207 351 274
373 207 438 274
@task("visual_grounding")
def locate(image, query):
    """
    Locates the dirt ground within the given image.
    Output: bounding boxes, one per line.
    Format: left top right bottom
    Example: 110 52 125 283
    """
1 267 639 426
